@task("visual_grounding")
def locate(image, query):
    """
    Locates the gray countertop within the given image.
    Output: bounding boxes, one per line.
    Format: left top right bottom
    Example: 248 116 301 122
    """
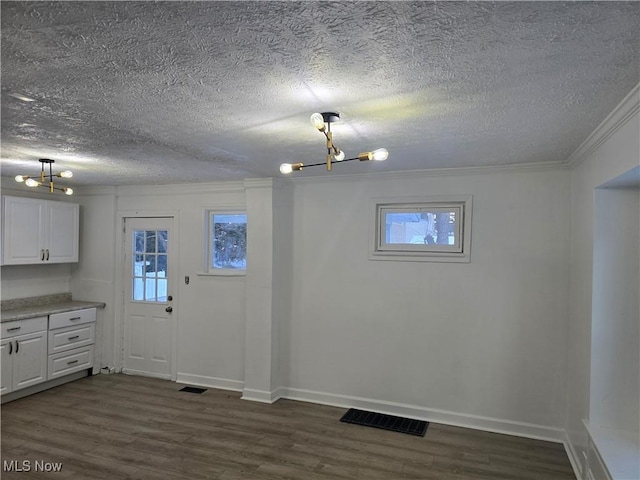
1 295 105 323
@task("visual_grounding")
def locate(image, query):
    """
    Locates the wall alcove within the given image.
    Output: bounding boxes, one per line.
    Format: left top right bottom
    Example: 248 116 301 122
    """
589 165 640 480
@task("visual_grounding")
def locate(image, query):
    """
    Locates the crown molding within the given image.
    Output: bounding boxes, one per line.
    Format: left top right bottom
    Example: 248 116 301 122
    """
116 180 246 197
288 161 568 185
566 83 640 168
243 178 274 190
73 185 117 196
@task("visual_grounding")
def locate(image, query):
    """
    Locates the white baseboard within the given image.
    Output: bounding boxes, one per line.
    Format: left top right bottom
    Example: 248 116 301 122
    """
176 373 243 392
169 376 569 446
241 387 282 404
279 386 565 443
122 368 171 381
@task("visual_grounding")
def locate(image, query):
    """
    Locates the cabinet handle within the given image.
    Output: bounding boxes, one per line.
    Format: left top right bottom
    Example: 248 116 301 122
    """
46 249 50 261
7 326 21 332
69 317 81 321
67 360 79 365
15 341 19 353
68 335 80 340
8 342 12 355
41 249 45 261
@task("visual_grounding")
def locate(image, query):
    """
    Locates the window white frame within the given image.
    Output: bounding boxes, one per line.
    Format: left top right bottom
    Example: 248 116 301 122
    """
200 207 247 276
370 195 472 263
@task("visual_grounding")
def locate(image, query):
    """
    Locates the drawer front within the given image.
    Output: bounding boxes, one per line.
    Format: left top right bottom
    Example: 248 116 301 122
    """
48 323 95 354
48 345 94 379
1 316 47 339
49 308 96 330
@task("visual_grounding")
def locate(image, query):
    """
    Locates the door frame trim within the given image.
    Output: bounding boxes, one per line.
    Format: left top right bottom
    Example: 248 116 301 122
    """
114 210 179 381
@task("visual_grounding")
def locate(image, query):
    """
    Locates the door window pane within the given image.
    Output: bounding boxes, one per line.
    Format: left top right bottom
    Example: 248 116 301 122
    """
132 229 168 303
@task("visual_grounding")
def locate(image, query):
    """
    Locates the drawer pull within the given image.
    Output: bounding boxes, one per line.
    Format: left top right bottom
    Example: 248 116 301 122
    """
67 359 79 365
7 326 21 332
41 249 45 261
69 317 81 321
8 342 12 355
68 335 80 340
15 341 19 353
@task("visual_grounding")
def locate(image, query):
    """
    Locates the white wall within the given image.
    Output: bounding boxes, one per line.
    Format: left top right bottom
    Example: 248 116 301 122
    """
115 183 248 386
565 85 639 473
69 187 117 369
281 166 570 438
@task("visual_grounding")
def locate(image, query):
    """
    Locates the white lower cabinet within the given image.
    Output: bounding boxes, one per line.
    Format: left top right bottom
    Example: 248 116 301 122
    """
47 308 96 379
1 308 96 398
0 317 48 395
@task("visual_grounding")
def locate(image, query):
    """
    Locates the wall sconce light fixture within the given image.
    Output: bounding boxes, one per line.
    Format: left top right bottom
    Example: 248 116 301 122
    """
15 159 74 195
280 112 388 174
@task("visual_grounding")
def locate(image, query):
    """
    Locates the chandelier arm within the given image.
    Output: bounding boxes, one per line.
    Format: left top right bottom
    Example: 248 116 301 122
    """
300 160 331 168
299 157 361 169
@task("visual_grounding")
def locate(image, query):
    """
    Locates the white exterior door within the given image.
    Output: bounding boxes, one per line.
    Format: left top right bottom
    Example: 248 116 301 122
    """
122 218 176 379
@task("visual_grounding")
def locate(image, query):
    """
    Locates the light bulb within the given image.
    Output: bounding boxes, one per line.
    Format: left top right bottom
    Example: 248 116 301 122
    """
310 113 325 131
59 170 73 178
371 148 389 161
63 187 73 195
280 163 293 174
15 175 26 183
334 150 345 161
25 178 39 187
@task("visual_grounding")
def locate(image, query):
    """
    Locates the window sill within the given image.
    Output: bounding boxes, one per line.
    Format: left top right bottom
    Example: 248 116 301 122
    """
585 422 640 480
369 251 470 263
196 270 246 277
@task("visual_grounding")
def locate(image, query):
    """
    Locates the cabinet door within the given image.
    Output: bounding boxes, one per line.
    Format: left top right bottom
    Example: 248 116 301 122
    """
12 331 47 391
46 201 79 263
1 196 45 265
0 340 13 394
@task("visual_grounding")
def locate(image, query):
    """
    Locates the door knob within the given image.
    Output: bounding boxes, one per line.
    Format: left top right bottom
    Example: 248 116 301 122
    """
165 306 173 313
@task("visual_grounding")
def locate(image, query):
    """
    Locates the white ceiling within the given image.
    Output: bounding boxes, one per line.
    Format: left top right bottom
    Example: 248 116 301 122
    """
1 1 639 187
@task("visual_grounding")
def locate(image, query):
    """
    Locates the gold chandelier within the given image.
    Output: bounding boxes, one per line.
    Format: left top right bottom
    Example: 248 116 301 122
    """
15 159 74 195
280 112 388 174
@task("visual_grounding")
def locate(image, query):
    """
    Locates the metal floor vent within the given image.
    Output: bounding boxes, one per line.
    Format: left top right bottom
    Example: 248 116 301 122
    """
340 408 428 436
179 386 207 394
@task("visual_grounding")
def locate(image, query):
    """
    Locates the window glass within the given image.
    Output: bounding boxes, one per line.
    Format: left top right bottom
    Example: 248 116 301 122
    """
385 210 458 246
371 196 472 263
211 213 247 270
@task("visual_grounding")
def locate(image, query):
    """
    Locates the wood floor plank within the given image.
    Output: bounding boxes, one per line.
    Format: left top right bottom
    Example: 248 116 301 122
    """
1 374 577 480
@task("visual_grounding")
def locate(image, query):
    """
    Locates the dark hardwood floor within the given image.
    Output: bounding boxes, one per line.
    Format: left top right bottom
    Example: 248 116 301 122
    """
1 374 576 479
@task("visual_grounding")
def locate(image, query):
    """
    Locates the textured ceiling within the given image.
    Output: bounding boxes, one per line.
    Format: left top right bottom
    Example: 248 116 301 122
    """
1 1 639 186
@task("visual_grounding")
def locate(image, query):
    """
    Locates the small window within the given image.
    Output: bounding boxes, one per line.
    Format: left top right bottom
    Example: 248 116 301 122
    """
205 211 247 274
371 196 472 263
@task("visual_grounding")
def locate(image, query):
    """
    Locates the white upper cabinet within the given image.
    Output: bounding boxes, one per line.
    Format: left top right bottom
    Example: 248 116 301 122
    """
1 196 79 265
